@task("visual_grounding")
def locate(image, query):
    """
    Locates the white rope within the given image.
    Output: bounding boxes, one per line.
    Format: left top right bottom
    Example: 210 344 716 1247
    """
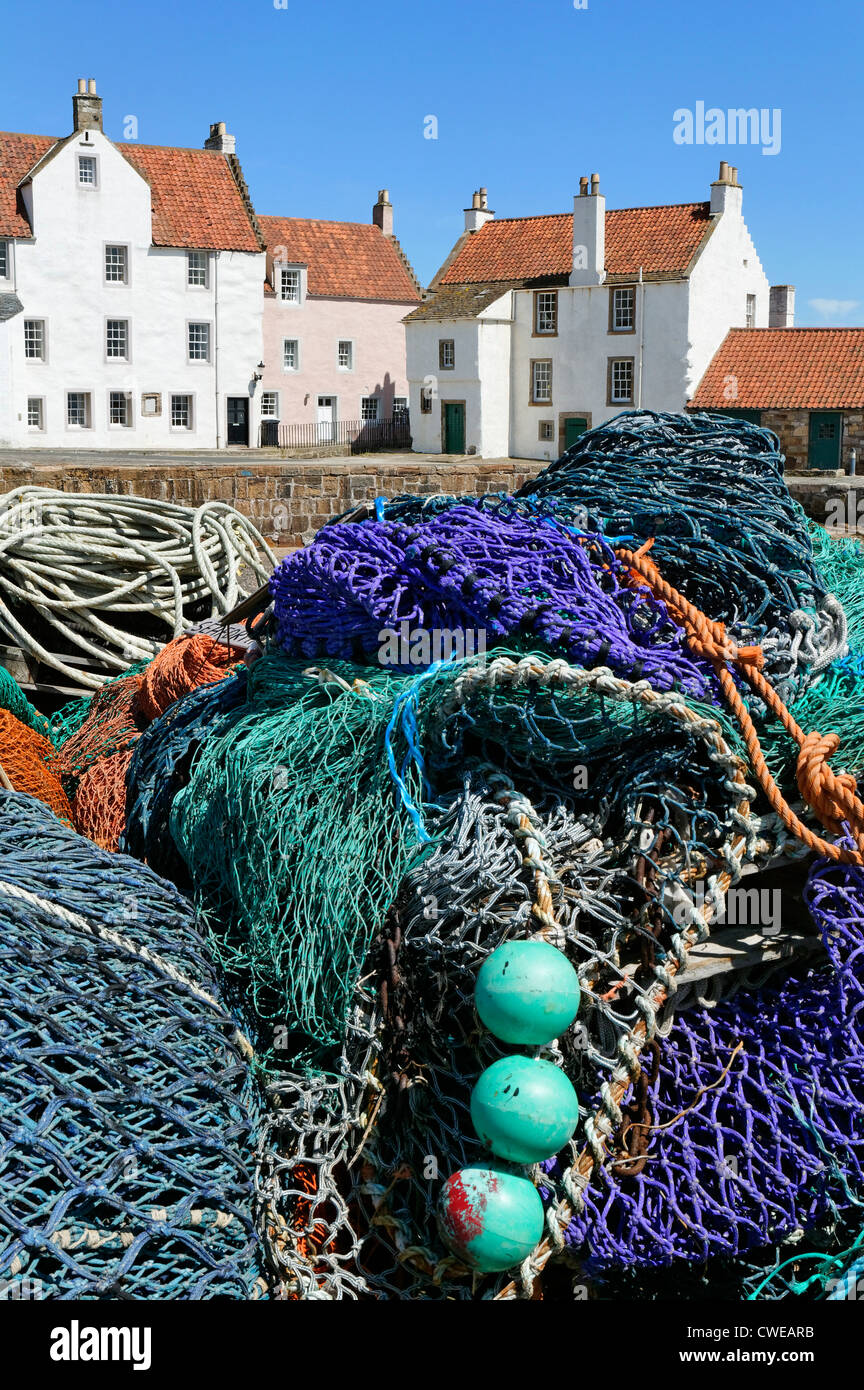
0 488 276 689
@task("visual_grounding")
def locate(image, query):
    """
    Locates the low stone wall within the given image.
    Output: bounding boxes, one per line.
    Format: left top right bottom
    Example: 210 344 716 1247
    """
0 456 546 549
2 455 861 545
786 474 864 531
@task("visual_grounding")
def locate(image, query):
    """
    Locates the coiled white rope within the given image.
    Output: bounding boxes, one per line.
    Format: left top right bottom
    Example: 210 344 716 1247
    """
0 487 276 689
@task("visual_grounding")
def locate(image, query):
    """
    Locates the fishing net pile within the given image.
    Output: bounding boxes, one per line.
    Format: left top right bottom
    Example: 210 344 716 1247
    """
0 488 274 691
0 791 264 1300
70 410 864 1300
46 635 245 851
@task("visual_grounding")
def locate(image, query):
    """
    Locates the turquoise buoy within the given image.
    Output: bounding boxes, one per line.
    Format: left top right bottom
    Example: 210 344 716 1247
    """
470 1055 579 1164
437 1162 544 1273
475 940 580 1045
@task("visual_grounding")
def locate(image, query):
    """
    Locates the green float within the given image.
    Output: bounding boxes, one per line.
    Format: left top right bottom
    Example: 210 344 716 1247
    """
437 1162 545 1273
470 1055 580 1164
475 939 581 1045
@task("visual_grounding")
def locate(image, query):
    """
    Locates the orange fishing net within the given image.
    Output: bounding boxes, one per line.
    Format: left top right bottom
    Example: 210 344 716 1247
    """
135 635 241 724
0 709 74 826
73 747 136 853
55 673 145 785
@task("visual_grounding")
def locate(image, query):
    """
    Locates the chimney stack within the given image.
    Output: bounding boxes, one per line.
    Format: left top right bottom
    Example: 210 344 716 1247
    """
372 189 393 236
72 77 102 133
464 187 494 233
769 285 795 328
570 173 605 287
204 121 236 154
710 160 743 215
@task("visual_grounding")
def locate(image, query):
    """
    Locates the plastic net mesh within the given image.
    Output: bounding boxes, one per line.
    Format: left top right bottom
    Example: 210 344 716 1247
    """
0 791 265 1301
0 708 73 825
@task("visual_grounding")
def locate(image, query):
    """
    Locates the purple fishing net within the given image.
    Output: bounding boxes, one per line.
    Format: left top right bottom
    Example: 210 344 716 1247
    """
270 504 717 700
559 840 864 1271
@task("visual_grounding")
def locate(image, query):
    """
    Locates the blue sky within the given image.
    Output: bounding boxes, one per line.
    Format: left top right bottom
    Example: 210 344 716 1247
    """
4 0 862 323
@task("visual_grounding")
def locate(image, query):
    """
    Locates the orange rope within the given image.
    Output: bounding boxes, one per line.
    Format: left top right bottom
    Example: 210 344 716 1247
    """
617 539 864 866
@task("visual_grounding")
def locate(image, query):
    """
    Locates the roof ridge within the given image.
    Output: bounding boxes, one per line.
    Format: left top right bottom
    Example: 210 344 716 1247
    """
470 200 710 227
727 325 864 333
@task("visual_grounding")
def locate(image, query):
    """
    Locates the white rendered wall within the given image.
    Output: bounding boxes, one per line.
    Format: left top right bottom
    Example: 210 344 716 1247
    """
685 201 770 403
1 129 265 449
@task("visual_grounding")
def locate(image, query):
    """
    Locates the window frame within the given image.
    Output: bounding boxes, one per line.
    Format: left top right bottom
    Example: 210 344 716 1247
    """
282 338 300 372
538 419 555 441
187 250 209 289
170 393 195 431
439 339 455 371
26 396 45 431
360 396 380 422
277 265 303 304
419 389 433 415
337 339 354 371
259 390 279 419
105 317 130 363
23 318 47 363
746 293 757 329
609 285 637 334
607 356 635 406
66 390 93 430
104 243 130 286
529 358 553 406
393 397 409 416
107 390 133 429
77 154 98 189
0 239 10 281
533 290 558 337
187 321 212 363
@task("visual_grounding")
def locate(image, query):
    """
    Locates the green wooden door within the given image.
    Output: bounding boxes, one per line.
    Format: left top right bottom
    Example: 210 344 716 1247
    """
443 402 465 454
808 412 843 470
564 417 588 450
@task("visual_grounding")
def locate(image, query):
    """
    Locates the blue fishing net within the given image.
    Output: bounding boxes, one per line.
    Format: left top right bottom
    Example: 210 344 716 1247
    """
0 791 265 1300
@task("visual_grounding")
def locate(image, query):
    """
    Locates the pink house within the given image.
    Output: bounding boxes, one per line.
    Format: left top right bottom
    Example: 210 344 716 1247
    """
258 192 421 443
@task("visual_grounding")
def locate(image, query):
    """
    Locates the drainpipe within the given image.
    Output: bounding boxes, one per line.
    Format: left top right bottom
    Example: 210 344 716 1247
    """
214 250 221 448
636 266 645 408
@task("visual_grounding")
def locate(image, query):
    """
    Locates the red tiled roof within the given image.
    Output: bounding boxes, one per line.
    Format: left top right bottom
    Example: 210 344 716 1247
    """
439 202 713 284
259 214 420 301
0 131 261 250
691 329 864 410
118 144 261 251
0 132 59 236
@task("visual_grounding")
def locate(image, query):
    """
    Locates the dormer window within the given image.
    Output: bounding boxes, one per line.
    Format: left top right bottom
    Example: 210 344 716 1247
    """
279 267 302 303
78 155 98 187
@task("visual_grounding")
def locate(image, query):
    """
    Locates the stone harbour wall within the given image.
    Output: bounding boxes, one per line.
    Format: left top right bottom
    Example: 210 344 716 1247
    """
0 457 546 549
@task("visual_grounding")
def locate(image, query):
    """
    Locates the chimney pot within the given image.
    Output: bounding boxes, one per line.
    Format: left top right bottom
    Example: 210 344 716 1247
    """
372 189 394 236
465 189 494 233
204 121 236 154
590 173 600 195
580 176 589 196
72 78 103 133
